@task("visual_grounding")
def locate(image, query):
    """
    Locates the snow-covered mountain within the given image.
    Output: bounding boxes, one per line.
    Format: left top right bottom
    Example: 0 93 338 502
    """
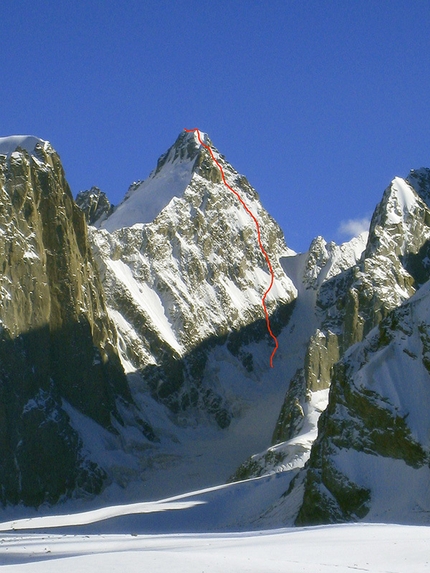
288 169 430 525
85 130 297 430
251 167 430 526
270 173 430 454
73 130 306 502
296 278 430 524
0 131 303 511
2 130 430 530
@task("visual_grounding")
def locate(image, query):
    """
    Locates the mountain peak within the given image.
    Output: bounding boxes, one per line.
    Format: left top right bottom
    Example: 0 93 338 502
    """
99 131 203 232
152 130 206 176
406 167 430 208
0 135 49 157
76 187 114 226
98 130 226 232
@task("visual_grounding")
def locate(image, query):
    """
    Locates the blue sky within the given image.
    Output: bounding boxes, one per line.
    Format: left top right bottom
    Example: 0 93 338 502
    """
2 1 430 252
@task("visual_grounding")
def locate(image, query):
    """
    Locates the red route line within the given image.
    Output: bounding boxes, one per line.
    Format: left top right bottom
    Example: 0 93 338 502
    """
184 128 279 367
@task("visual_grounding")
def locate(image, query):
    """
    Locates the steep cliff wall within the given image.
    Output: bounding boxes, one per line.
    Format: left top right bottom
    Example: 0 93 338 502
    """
0 138 130 506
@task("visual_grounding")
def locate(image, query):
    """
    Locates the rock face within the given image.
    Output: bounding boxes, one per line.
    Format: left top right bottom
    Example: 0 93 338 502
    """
76 187 113 225
89 130 297 428
272 172 430 452
2 129 430 527
254 168 430 526
271 235 368 445
230 234 367 483
0 138 130 506
229 169 430 528
296 281 430 524
293 170 430 525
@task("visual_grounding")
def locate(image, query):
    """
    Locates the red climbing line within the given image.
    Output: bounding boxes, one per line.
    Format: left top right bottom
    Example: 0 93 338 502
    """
184 128 279 367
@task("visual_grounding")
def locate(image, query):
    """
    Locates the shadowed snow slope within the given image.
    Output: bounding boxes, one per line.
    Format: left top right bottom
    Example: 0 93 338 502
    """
0 494 429 573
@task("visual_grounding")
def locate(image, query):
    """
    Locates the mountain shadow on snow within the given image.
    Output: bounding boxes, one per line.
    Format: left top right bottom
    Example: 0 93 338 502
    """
141 300 295 429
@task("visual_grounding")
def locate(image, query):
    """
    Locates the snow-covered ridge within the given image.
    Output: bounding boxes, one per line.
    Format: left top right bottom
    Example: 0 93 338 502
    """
99 130 204 232
4 124 430 532
0 135 47 156
91 129 296 370
386 176 418 224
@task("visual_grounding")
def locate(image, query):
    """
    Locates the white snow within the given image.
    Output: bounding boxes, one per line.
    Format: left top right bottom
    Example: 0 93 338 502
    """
105 257 183 353
387 177 418 224
0 492 428 573
100 143 196 232
242 388 329 479
324 232 368 281
333 448 430 524
0 136 45 156
22 248 40 261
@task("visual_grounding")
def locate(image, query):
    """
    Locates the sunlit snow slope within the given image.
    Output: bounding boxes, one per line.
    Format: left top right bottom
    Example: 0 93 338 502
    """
0 492 429 573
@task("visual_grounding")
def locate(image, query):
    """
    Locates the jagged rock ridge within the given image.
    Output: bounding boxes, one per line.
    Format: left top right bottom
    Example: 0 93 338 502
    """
76 187 113 226
291 169 430 525
0 130 300 508
2 129 430 529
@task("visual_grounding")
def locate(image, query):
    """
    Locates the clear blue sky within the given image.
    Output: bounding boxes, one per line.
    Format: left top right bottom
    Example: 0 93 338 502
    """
2 1 430 252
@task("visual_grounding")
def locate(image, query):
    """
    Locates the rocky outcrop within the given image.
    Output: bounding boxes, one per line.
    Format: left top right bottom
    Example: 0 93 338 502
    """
296 281 430 524
4 129 430 526
230 169 430 527
270 235 367 448
273 174 430 451
76 187 114 226
0 139 130 506
255 169 430 526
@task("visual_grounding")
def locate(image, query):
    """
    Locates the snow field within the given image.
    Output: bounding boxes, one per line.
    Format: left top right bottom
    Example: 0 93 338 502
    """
1 437 428 572
0 523 429 572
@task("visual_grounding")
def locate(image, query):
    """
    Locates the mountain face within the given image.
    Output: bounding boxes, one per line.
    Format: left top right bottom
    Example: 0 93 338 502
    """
296 279 430 524
75 187 113 226
85 131 296 430
290 168 430 525
2 130 430 528
0 137 130 507
273 174 430 446
246 167 430 526
0 130 299 509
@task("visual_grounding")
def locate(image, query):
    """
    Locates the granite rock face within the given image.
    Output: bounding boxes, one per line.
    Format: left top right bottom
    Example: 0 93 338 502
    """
296 281 430 524
230 170 430 528
256 169 430 526
4 131 430 528
0 139 130 506
273 173 430 451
